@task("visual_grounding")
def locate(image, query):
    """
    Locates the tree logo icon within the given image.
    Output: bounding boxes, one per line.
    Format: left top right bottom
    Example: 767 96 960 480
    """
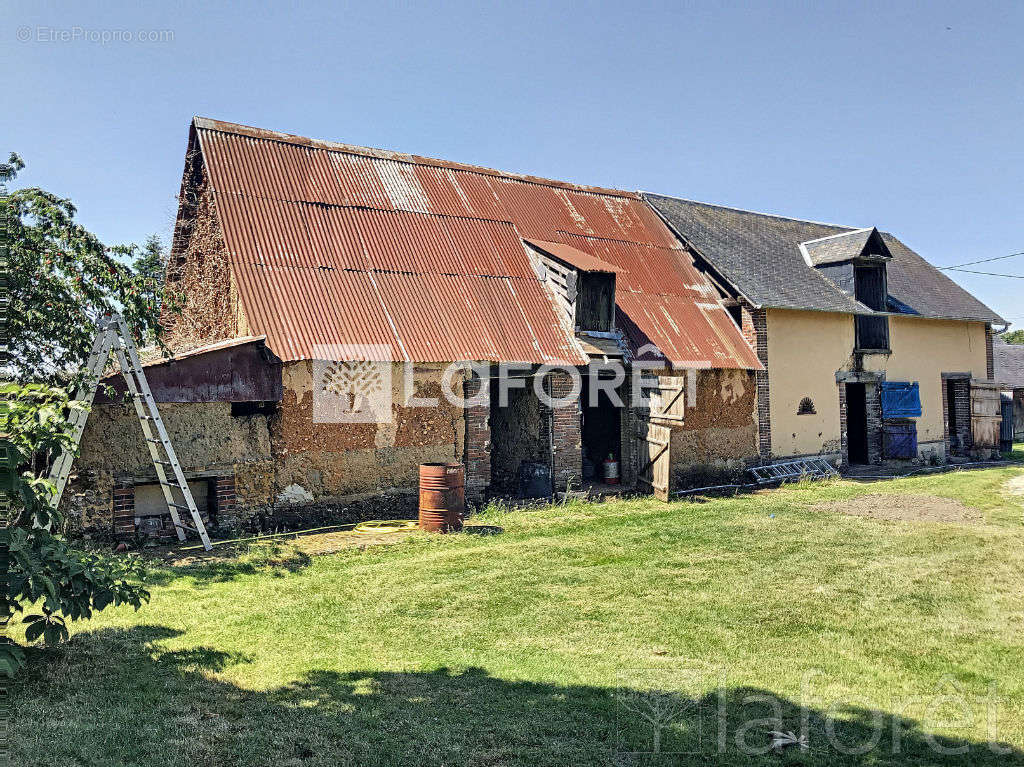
312 345 393 423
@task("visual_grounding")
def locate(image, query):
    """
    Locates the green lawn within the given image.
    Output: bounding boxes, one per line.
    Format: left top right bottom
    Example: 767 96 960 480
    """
11 467 1024 765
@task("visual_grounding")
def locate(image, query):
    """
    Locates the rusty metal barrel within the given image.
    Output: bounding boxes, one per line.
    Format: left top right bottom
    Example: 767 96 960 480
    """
418 462 465 533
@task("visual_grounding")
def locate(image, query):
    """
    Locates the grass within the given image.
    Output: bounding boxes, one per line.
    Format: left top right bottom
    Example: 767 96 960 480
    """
10 466 1024 765
1006 442 1024 461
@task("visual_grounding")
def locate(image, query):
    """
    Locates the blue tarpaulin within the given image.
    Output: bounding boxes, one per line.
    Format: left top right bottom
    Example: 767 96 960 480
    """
881 381 922 418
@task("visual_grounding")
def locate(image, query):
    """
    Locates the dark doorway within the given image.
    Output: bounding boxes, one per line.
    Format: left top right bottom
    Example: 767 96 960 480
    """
946 378 959 451
846 383 869 464
489 376 548 495
581 372 622 482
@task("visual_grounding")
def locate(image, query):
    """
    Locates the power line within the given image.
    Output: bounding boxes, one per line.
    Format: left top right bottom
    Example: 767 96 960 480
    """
945 267 1024 279
938 251 1024 270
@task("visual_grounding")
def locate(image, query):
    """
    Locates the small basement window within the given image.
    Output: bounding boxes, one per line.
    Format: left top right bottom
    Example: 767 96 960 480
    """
231 400 277 417
797 397 816 415
134 478 212 535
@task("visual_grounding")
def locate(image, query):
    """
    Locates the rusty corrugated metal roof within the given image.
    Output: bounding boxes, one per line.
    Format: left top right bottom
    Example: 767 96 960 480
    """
191 117 760 368
524 239 621 273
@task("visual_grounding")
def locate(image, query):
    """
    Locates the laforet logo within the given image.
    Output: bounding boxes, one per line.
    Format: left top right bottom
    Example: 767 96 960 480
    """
312 346 394 424
322 360 387 412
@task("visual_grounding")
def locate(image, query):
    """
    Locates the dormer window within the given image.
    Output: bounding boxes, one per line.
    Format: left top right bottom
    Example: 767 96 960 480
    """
799 227 892 352
523 239 619 333
853 262 889 351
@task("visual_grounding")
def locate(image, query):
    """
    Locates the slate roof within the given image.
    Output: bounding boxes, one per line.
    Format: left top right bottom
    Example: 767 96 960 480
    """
994 337 1024 388
800 228 884 266
644 194 1005 323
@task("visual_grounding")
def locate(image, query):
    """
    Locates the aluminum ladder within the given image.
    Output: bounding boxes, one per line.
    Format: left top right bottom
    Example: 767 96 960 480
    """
747 457 839 485
47 313 212 550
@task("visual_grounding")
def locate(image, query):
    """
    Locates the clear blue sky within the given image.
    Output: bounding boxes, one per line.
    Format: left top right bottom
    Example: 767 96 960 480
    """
4 0 1022 324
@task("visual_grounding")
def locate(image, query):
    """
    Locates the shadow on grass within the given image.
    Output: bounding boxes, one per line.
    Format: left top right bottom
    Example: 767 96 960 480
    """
12 625 1022 767
144 543 313 587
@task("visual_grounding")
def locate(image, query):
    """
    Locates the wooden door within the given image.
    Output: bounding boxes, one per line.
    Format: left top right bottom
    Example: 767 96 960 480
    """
635 420 671 501
970 380 1001 449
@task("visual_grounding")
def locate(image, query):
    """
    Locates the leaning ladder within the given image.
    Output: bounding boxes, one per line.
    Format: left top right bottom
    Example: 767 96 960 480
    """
48 313 212 550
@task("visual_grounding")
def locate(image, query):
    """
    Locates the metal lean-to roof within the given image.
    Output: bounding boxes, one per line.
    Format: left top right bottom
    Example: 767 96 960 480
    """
192 118 761 369
523 239 621 273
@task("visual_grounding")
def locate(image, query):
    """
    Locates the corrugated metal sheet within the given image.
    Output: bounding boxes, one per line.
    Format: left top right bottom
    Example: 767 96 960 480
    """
524 239 621 273
192 117 760 368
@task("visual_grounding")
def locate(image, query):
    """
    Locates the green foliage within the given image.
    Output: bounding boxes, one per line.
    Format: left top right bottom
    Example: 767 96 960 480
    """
1002 329 1024 344
0 383 150 677
133 234 167 320
0 152 162 383
1 155 156 677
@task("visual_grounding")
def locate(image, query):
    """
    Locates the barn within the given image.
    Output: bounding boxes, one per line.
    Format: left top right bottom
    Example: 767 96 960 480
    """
63 118 762 537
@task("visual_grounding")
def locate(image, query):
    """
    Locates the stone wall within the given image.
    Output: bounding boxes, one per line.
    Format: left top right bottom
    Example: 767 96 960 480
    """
63 359 476 535
61 399 275 534
271 361 466 503
667 368 758 488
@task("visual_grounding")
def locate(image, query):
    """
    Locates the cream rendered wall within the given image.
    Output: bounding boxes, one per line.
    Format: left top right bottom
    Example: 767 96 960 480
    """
766 310 853 457
862 316 988 450
765 309 988 459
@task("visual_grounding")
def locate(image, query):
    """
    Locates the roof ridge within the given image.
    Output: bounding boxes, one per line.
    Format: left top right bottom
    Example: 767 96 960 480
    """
799 227 874 246
194 116 639 200
641 191 859 230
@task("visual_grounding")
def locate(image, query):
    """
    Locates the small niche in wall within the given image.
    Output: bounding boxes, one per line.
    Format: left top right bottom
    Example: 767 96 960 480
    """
231 400 278 417
797 397 816 415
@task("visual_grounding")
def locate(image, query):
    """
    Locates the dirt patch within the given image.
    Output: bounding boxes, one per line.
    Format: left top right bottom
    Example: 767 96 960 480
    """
819 493 983 524
1005 474 1024 497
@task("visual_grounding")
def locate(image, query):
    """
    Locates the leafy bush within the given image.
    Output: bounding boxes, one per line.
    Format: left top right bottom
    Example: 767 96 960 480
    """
0 384 150 676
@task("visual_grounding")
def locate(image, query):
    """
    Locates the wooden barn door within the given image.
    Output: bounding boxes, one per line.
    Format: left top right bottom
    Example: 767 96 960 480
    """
634 420 671 501
970 380 1002 450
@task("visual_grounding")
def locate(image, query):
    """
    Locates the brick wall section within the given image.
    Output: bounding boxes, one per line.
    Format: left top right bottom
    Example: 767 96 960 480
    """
112 482 134 535
463 373 491 502
941 377 951 456
213 475 236 526
619 375 636 487
838 384 848 465
741 306 771 459
954 379 972 453
865 383 883 464
986 324 995 380
545 370 582 491
940 376 973 457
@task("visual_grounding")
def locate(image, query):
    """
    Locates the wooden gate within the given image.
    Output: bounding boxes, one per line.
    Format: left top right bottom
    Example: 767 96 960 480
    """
970 380 1002 450
634 420 671 501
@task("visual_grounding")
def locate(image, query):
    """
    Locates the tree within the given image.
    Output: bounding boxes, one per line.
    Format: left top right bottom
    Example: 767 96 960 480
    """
1 153 162 383
133 233 167 313
1002 329 1024 345
1 153 156 676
